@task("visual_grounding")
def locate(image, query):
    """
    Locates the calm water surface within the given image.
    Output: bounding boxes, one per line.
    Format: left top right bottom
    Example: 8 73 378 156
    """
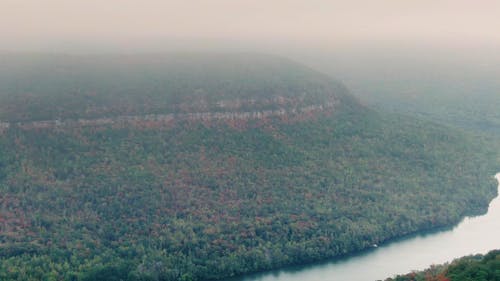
231 174 500 281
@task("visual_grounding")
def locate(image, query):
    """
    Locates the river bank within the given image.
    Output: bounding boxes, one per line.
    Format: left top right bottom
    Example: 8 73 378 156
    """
225 173 500 281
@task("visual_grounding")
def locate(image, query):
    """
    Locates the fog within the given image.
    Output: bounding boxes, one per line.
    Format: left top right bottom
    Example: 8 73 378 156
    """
3 0 500 111
3 0 500 53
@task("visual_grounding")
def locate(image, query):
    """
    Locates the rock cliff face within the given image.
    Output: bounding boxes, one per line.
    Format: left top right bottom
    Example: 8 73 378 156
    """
0 99 337 132
0 54 351 132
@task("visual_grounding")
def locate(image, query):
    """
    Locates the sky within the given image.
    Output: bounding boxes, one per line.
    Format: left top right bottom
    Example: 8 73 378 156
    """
2 0 500 52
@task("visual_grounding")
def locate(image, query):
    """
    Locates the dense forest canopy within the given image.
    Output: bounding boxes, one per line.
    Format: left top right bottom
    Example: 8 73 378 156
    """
385 249 500 281
0 54 498 281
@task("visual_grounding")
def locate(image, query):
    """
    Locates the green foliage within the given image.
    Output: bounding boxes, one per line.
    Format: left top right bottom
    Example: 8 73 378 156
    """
0 54 498 281
80 262 134 281
446 250 500 281
0 109 496 281
386 249 500 281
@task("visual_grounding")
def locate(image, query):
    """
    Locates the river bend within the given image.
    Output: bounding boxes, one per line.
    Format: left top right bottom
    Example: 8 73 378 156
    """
230 173 500 281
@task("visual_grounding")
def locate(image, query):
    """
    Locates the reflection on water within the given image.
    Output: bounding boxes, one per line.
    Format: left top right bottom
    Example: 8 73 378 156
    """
232 174 500 281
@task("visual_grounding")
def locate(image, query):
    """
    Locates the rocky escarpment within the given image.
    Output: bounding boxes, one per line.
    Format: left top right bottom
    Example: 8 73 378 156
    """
0 98 337 132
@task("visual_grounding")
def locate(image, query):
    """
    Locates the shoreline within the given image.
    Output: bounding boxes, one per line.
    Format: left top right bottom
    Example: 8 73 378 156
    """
221 172 500 281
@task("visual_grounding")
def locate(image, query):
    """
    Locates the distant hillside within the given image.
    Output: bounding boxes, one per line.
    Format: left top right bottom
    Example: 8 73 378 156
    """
0 54 352 122
307 52 500 136
0 54 497 281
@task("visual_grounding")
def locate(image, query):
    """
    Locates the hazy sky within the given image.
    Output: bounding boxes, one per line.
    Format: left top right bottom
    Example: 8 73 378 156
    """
2 0 500 52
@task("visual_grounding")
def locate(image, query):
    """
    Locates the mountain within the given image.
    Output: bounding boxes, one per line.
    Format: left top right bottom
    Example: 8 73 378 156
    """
0 54 497 281
0 53 350 122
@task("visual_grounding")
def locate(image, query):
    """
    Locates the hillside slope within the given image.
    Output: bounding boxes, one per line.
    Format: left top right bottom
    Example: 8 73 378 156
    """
0 54 497 281
0 53 349 122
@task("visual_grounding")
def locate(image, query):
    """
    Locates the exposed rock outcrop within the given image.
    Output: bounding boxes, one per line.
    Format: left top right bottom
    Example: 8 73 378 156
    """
0 99 338 132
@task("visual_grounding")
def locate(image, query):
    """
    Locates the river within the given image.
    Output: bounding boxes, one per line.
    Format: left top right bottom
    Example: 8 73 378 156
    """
230 173 500 281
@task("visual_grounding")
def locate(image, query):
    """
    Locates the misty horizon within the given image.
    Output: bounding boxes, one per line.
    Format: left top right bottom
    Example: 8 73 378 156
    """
3 0 500 55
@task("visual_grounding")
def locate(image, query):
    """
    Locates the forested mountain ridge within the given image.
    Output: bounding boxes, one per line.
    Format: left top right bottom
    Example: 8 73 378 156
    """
0 54 498 281
0 54 350 122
